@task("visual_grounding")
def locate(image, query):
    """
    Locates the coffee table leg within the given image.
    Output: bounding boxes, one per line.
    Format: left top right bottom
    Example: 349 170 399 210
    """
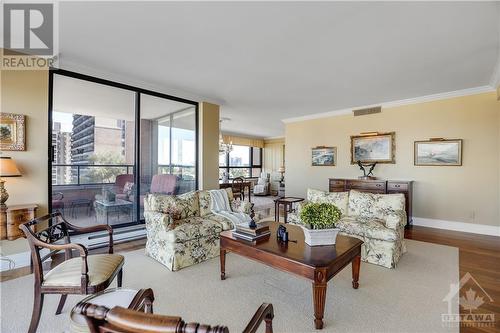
220 248 226 280
352 255 361 289
312 270 327 329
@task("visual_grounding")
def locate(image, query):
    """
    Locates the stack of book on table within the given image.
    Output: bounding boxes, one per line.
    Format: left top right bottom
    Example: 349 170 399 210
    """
233 222 271 241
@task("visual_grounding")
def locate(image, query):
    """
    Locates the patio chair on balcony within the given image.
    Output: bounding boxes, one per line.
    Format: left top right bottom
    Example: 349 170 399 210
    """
52 192 65 215
114 174 135 201
150 174 178 195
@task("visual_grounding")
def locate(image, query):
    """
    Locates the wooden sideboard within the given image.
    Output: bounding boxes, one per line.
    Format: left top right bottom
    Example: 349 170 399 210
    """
329 178 413 226
0 204 38 240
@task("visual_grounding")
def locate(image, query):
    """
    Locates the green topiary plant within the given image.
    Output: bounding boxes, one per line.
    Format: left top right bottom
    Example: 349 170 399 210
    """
299 202 342 230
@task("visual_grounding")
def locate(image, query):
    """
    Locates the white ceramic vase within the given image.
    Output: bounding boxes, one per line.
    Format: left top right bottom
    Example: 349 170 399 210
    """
300 226 340 246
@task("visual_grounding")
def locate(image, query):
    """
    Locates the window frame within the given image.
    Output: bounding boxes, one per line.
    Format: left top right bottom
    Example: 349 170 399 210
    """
219 146 262 180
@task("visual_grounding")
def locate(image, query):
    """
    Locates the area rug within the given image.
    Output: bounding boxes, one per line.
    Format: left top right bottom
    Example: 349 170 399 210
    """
0 240 459 333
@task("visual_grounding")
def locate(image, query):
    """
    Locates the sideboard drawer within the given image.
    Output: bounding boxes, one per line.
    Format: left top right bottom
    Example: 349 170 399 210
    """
347 180 386 192
329 179 346 187
387 182 409 192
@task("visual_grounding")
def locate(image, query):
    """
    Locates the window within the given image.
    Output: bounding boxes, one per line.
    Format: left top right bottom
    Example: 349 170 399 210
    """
219 145 262 180
49 70 198 231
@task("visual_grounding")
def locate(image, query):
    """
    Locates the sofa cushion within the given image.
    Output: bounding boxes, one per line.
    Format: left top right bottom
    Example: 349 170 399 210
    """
306 188 349 215
336 216 398 242
203 213 234 231
199 188 234 217
347 190 405 221
146 191 200 220
164 217 224 243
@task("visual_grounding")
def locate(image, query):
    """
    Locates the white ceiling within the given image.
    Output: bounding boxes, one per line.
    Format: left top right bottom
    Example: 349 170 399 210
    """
58 2 500 138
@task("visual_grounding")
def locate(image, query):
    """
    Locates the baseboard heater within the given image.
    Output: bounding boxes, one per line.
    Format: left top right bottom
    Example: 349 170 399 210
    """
74 226 147 250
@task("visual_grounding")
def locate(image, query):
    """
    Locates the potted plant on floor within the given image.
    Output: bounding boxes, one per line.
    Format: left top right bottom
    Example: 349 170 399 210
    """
299 202 341 246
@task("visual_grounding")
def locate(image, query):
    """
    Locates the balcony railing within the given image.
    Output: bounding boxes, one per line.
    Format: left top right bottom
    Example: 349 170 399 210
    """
52 163 196 186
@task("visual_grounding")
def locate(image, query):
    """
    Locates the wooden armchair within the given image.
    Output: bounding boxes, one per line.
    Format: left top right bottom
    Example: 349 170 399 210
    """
75 302 274 333
19 212 125 333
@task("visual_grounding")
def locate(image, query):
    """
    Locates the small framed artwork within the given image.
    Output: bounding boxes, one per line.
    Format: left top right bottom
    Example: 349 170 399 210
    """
0 113 26 151
351 132 395 164
414 139 462 166
312 146 336 166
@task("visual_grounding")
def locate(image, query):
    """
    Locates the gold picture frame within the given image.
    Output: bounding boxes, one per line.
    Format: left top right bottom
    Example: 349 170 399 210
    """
0 113 26 151
351 132 395 164
414 139 462 166
311 146 336 166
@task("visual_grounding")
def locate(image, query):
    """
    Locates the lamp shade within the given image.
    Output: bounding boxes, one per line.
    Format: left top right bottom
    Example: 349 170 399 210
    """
0 157 21 177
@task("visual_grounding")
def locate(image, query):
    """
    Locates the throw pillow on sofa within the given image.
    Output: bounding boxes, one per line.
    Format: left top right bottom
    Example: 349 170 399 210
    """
306 188 349 215
347 190 405 225
150 191 200 220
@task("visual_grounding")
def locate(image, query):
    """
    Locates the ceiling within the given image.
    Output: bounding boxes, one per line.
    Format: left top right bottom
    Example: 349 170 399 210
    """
53 74 195 122
58 2 500 138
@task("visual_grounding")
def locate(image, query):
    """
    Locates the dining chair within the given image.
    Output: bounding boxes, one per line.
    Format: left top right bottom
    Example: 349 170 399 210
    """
231 177 245 201
19 212 125 333
75 302 274 333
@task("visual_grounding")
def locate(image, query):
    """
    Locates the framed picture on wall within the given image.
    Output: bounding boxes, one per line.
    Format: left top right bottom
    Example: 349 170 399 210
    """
351 132 395 164
414 139 462 166
0 113 26 151
312 146 336 166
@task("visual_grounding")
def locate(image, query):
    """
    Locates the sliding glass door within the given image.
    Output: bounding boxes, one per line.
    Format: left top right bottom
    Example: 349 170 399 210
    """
49 70 198 229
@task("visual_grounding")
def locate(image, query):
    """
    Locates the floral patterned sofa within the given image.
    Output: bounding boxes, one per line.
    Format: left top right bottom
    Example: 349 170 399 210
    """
288 188 407 268
143 188 252 271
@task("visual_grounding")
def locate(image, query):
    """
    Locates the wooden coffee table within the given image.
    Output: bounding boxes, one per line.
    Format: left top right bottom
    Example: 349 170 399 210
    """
220 222 362 330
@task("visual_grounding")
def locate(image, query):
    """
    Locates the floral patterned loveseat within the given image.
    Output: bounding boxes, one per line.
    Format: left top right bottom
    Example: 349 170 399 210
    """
144 188 252 271
288 189 407 268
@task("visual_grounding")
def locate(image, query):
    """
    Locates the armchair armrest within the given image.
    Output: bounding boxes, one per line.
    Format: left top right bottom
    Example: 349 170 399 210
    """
384 210 407 229
243 303 274 333
144 211 175 240
65 221 114 254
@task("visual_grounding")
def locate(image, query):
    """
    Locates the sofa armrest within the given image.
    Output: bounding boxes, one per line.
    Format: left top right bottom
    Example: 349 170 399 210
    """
231 199 253 215
384 210 407 229
144 211 175 239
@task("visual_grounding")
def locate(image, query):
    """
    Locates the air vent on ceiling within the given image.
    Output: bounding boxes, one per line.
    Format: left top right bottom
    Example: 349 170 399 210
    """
353 106 382 117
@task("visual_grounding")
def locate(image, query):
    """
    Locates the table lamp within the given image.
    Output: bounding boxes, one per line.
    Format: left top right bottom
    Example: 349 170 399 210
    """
278 166 285 183
0 157 22 208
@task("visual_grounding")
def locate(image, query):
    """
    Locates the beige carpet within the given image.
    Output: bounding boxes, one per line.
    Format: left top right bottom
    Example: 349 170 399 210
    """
0 240 458 333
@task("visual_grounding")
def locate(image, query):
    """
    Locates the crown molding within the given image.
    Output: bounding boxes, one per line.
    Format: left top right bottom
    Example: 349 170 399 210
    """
282 85 495 124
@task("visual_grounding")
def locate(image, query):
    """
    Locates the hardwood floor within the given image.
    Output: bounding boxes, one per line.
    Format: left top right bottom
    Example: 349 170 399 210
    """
405 226 500 333
1 222 498 332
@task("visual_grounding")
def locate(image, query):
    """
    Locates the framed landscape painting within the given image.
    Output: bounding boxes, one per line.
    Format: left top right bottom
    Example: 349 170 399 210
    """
351 132 395 164
312 147 336 166
414 139 462 166
0 113 25 151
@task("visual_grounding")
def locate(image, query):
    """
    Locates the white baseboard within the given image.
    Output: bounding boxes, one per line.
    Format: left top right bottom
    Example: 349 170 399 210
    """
0 227 146 272
412 217 500 237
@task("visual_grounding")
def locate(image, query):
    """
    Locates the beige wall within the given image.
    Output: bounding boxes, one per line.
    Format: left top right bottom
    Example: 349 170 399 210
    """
263 138 285 173
286 92 500 227
198 102 220 190
1 69 49 213
1 69 49 255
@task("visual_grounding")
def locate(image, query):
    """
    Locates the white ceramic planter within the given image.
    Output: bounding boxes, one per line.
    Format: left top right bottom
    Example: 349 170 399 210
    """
300 226 340 246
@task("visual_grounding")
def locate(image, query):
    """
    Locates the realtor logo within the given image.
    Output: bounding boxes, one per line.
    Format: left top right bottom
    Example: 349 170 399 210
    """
3 3 53 55
442 272 495 328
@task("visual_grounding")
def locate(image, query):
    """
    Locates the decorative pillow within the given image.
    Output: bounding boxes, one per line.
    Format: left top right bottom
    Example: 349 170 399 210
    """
123 182 135 196
149 191 199 220
347 190 405 223
306 188 349 215
199 188 234 217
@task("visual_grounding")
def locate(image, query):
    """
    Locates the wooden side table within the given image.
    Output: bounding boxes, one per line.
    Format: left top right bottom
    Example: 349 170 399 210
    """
0 204 38 240
274 197 304 223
